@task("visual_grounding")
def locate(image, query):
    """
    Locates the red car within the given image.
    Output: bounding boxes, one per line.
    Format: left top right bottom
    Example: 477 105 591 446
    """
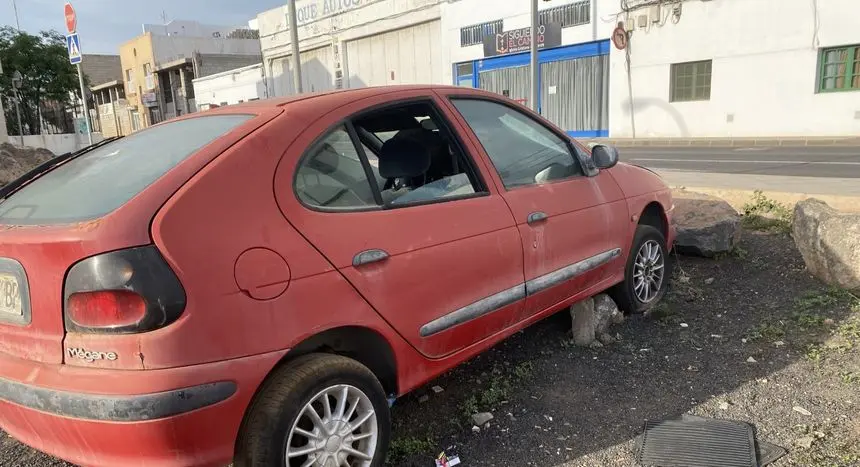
0 85 674 467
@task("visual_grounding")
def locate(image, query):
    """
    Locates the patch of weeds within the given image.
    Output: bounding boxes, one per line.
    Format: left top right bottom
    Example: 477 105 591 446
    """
837 320 860 340
386 436 434 464
716 246 749 260
841 372 860 385
792 310 826 330
459 361 534 421
667 270 703 303
512 360 535 379
795 289 843 312
741 190 793 234
806 344 825 362
746 322 786 342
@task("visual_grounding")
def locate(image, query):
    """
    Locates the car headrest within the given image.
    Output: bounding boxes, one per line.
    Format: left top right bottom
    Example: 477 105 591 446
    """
308 143 340 175
379 137 431 179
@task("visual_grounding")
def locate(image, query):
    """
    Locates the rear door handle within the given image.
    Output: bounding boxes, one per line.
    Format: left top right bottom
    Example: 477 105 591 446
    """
353 249 390 267
527 211 548 225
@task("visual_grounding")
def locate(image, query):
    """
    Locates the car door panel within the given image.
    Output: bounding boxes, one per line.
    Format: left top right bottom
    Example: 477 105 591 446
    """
505 176 627 315
274 90 525 359
437 92 628 317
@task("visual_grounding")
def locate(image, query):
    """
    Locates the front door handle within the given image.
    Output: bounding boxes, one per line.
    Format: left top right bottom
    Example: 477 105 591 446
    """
527 211 548 225
353 249 390 267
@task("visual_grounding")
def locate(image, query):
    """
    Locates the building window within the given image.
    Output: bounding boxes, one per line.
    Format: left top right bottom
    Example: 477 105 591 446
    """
460 20 503 47
539 0 590 28
125 69 135 94
670 60 712 102
819 44 860 92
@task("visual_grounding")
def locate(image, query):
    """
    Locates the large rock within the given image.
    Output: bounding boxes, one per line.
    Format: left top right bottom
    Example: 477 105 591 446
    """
570 298 596 346
792 199 860 291
593 294 622 334
672 190 742 257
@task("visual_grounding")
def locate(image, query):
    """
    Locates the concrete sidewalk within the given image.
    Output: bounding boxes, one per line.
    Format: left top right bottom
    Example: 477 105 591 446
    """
656 169 860 212
584 136 860 148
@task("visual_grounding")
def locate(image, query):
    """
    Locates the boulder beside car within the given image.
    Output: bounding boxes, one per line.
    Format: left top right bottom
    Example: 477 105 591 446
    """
792 199 860 291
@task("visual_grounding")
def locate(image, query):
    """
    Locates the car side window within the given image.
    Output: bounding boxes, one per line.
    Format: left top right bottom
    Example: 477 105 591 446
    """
351 101 484 207
451 99 582 189
295 127 378 209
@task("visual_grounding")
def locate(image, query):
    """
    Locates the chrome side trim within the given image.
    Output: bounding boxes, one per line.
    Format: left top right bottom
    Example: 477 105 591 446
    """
525 248 622 296
419 284 526 337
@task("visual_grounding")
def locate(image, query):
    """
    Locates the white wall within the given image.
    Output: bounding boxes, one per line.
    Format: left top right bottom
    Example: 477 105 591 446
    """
257 0 443 96
151 35 262 69
193 64 266 107
441 0 615 83
611 0 860 137
13 133 105 155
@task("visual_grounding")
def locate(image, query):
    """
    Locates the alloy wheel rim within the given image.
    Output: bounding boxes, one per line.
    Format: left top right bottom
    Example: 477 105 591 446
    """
633 240 665 304
285 384 378 467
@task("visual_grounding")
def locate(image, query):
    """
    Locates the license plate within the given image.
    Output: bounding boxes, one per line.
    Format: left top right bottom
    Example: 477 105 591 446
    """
0 273 23 317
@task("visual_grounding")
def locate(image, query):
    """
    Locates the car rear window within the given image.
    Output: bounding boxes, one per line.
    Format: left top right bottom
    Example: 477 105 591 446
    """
0 114 253 225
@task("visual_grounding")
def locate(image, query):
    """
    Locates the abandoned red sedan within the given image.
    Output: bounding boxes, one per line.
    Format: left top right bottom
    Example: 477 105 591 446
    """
0 85 674 467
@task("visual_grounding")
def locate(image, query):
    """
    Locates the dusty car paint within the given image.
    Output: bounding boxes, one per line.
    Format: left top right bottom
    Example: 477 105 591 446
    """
0 85 674 466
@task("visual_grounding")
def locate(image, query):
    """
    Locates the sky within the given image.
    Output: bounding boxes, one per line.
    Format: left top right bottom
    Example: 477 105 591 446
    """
1 0 287 54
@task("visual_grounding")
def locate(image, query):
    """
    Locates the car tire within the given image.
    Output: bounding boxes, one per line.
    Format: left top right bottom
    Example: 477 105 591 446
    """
611 224 671 314
234 353 391 467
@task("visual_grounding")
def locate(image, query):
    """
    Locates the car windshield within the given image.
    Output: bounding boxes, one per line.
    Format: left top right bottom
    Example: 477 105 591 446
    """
0 114 253 225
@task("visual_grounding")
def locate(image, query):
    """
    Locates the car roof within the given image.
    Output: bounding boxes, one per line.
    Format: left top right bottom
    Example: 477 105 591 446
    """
201 85 487 114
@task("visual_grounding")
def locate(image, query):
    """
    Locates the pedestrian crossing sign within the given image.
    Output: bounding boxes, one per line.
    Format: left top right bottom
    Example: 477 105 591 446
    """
67 33 82 64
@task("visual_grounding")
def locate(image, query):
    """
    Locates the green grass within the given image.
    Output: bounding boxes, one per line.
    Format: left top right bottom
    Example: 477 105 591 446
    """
746 323 786 342
386 436 434 464
460 361 535 421
841 372 860 385
741 190 793 234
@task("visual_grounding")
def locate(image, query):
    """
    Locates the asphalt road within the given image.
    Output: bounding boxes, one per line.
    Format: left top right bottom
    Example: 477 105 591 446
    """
621 146 860 179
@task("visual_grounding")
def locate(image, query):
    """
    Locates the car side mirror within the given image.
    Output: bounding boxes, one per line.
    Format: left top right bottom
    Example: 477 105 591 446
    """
591 144 619 170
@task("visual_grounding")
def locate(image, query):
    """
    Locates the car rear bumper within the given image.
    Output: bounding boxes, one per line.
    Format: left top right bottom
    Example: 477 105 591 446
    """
0 349 287 467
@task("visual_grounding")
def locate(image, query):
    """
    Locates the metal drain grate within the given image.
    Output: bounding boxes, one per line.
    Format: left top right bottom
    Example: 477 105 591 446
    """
636 415 757 467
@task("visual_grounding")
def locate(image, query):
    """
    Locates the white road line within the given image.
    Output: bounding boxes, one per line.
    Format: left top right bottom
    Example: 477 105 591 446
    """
629 158 860 165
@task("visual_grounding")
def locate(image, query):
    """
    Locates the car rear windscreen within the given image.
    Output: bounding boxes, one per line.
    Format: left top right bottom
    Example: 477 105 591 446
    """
0 114 253 225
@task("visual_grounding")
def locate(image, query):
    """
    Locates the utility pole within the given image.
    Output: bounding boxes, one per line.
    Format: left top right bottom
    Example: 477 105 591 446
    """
287 0 303 94
76 64 93 145
529 0 539 112
11 0 21 32
11 71 24 146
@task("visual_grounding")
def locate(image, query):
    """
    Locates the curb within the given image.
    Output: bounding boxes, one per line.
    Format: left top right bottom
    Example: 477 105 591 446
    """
673 187 860 213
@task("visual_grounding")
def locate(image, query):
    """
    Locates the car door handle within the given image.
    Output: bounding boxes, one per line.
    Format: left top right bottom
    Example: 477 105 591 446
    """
527 211 548 225
352 249 390 267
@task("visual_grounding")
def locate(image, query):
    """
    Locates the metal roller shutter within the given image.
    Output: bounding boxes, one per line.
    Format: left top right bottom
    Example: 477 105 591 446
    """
345 20 442 88
270 46 335 97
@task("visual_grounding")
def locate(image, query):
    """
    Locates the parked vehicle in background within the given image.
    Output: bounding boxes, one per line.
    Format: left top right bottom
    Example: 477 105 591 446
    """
0 85 674 467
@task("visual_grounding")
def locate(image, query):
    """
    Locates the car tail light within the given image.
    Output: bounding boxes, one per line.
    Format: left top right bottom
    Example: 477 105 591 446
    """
64 246 186 334
67 291 147 328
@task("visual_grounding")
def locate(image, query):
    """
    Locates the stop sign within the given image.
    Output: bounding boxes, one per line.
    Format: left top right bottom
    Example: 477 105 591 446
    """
64 2 77 34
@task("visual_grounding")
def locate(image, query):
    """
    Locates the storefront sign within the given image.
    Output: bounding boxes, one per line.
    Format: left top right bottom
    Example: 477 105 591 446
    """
142 92 158 108
295 0 364 26
483 23 562 57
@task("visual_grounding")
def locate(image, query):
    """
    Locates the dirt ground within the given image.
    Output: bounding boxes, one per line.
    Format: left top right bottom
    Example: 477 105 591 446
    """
2 228 859 467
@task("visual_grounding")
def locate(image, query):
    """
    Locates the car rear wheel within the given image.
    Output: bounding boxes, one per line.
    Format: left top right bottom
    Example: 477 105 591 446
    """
235 353 390 467
611 224 670 314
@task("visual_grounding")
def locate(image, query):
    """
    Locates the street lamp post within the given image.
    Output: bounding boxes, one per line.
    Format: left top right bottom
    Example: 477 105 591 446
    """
287 0 303 94
11 71 24 147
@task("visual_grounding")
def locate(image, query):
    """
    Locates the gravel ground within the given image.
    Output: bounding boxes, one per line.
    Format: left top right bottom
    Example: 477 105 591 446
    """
2 228 859 466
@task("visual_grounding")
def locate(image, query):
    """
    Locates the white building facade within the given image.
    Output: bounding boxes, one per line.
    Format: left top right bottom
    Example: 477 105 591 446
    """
609 0 860 138
254 0 860 138
192 63 267 108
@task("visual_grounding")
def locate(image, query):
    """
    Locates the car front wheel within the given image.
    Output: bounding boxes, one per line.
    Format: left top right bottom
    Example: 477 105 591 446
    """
235 353 391 467
612 224 670 314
